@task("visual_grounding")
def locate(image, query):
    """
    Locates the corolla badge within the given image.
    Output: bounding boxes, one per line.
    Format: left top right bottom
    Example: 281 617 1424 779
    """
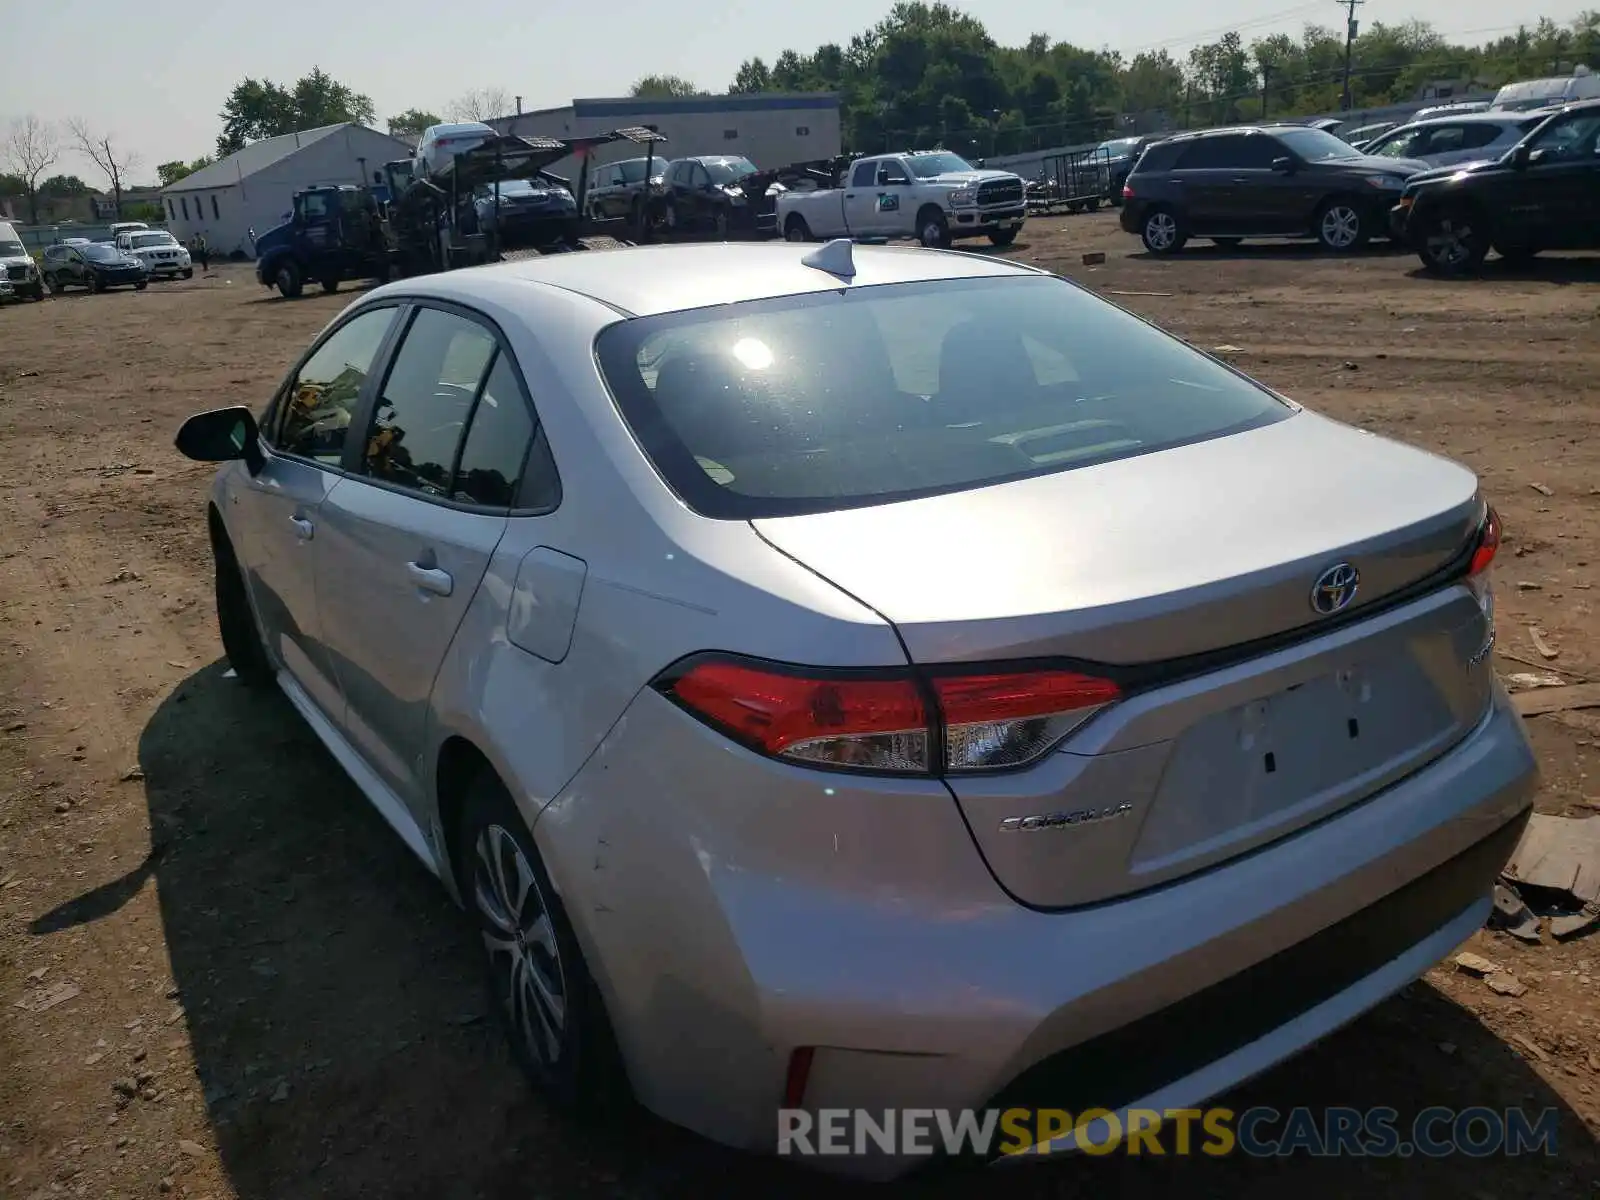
1310 562 1360 616
999 801 1134 832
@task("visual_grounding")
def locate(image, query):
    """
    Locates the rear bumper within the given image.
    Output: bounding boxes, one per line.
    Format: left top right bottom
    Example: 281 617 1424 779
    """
532 681 1537 1179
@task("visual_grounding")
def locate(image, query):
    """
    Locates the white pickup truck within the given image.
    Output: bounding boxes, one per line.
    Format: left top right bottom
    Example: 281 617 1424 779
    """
775 150 1028 249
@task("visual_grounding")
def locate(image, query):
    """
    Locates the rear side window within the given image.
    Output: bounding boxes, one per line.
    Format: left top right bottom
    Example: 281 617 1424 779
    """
1174 136 1248 169
452 354 536 507
1132 141 1182 172
595 275 1291 520
850 161 876 187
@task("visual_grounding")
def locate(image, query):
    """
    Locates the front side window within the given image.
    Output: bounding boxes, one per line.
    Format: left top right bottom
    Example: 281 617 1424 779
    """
595 275 1292 519
362 308 497 497
1528 111 1600 160
275 307 397 464
1368 127 1424 158
877 160 910 184
1235 135 1282 168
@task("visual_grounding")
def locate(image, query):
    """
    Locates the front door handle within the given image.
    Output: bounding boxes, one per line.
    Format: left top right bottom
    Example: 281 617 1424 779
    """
845 193 856 198
289 516 314 542
407 562 454 597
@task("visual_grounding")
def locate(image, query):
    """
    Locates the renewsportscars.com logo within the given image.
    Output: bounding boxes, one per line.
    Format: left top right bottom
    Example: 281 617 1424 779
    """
777 1106 1560 1159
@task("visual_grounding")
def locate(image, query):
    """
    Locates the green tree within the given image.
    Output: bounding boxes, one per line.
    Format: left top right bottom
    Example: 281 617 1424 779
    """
155 158 213 187
630 75 702 98
217 67 375 156
40 174 89 196
387 108 440 137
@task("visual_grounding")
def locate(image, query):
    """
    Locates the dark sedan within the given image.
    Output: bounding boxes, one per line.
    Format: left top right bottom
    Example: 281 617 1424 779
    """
41 241 150 293
472 177 578 248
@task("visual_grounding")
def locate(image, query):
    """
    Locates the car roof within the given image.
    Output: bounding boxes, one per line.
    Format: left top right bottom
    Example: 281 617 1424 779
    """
1382 112 1536 131
378 242 1043 318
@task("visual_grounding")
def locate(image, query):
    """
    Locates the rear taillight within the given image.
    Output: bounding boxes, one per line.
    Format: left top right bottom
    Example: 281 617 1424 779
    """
1468 506 1501 576
1122 183 1135 200
658 657 1119 775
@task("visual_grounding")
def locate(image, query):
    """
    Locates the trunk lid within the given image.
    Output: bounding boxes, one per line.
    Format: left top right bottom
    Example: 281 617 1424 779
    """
754 412 1494 907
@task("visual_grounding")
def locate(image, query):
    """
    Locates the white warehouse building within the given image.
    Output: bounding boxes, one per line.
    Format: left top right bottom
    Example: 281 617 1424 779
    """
489 93 842 183
160 123 412 259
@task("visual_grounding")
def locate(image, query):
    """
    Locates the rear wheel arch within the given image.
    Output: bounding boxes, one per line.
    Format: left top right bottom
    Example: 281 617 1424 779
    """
436 735 497 896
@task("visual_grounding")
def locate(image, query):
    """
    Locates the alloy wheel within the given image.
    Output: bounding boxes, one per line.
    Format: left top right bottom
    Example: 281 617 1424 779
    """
1424 216 1480 271
1320 204 1361 250
1144 211 1177 251
473 824 568 1066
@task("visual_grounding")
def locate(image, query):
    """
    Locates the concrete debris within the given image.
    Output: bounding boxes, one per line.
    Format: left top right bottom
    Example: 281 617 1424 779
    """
1491 882 1543 943
1529 626 1559 660
1506 672 1565 690
12 981 80 1013
1530 482 1554 496
1502 814 1600 940
1454 952 1502 976
1511 684 1600 718
1487 973 1528 997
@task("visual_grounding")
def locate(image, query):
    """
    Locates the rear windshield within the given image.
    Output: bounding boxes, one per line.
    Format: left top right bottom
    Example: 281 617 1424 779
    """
595 274 1292 519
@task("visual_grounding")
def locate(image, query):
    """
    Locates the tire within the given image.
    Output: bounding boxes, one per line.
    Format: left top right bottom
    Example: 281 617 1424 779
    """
784 214 813 243
85 273 101 294
713 206 730 239
663 201 678 231
1212 237 1243 248
1086 197 1101 213
25 283 43 301
458 771 629 1115
44 272 60 292
917 206 951 249
1140 207 1187 255
988 228 1019 247
134 281 148 291
211 522 272 688
274 260 303 299
320 277 340 294
182 268 194 279
1315 198 1368 253
1416 208 1490 277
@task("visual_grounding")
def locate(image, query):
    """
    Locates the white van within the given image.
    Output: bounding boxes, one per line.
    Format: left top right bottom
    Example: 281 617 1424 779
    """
1492 66 1600 112
0 220 45 301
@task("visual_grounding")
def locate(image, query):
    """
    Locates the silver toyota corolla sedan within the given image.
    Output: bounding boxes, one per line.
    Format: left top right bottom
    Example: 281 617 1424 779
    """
175 240 1537 1178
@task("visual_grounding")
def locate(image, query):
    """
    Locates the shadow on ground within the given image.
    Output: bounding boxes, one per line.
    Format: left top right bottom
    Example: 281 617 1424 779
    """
1404 255 1600 286
56 660 1589 1199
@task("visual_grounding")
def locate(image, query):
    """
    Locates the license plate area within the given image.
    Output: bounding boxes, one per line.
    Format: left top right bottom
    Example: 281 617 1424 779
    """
1131 655 1464 873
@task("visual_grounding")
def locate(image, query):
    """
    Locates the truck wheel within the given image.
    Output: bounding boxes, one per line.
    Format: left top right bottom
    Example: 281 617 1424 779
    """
784 215 813 243
917 207 950 249
988 228 1019 247
182 268 194 279
274 261 304 299
320 277 340 294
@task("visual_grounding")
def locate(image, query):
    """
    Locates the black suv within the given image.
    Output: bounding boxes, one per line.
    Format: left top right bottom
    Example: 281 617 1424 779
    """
40 241 150 293
1119 124 1428 254
1391 99 1600 275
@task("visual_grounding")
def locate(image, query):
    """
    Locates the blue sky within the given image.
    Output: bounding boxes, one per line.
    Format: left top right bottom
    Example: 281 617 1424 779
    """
2 0 1580 184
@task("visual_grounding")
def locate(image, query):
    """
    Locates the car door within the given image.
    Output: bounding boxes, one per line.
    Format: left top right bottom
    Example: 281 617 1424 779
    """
1220 133 1302 231
1514 110 1600 249
593 164 622 217
311 303 517 808
842 160 884 234
236 303 403 722
1169 135 1245 233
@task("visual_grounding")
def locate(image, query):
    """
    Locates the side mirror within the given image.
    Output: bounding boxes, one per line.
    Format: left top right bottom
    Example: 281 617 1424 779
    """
1510 144 1533 169
1271 156 1295 174
175 406 263 473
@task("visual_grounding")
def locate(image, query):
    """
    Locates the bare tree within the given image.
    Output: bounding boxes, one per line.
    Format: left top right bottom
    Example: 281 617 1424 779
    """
444 87 513 123
67 118 140 219
2 115 61 225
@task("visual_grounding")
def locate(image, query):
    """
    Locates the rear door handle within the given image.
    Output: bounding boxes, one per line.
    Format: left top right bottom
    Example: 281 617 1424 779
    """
407 562 454 597
289 516 314 542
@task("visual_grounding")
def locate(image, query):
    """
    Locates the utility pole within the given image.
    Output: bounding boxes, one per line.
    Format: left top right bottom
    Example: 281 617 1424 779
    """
1339 0 1365 111
1261 63 1272 119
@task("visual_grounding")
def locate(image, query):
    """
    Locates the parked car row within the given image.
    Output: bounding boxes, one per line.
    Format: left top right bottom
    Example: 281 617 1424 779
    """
1115 98 1600 275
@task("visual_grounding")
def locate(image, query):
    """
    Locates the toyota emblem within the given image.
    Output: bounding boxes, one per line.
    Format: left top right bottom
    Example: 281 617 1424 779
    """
1310 562 1360 615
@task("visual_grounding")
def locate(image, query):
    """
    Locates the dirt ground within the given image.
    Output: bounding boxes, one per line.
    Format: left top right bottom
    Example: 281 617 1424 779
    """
2 214 1599 1200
